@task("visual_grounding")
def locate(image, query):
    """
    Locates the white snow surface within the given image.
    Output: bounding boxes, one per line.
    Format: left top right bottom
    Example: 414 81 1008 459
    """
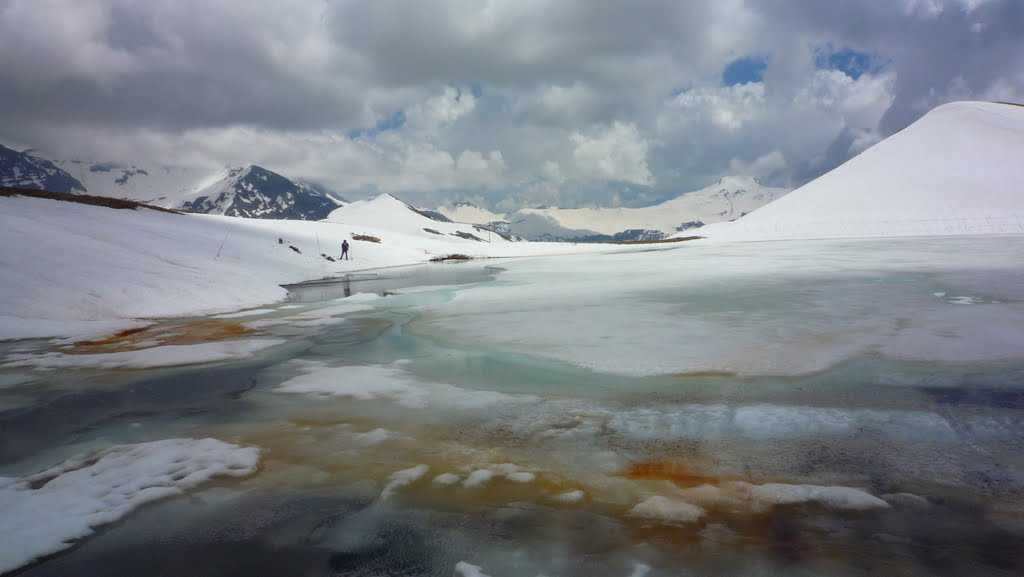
0 192 635 341
380 464 430 500
629 496 706 524
702 102 1024 241
273 361 537 409
0 438 260 574
672 482 890 513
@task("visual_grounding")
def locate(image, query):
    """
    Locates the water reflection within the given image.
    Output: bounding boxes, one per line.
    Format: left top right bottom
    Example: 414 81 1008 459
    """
282 263 501 302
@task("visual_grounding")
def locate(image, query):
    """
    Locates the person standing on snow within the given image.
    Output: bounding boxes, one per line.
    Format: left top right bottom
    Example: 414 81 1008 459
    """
341 239 350 260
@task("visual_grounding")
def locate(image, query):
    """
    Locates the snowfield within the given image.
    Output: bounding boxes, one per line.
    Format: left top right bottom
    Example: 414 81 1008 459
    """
0 191 641 341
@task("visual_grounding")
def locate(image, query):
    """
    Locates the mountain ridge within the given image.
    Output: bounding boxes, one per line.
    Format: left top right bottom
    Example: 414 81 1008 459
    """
434 175 790 241
178 165 345 220
0 145 86 194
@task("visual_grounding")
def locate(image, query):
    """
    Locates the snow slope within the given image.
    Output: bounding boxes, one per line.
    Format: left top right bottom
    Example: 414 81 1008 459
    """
701 101 1024 241
56 160 203 204
0 191 641 341
326 193 509 242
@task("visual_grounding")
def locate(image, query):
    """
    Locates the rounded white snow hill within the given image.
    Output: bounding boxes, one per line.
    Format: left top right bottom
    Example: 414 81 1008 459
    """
701 101 1024 242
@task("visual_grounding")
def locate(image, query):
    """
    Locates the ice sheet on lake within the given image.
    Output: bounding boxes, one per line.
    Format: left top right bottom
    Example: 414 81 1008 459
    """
0 438 260 574
274 360 539 409
608 404 958 441
418 236 1024 377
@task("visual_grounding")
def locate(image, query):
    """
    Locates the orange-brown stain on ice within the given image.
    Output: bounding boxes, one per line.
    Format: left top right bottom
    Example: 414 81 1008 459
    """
70 319 254 353
624 459 738 487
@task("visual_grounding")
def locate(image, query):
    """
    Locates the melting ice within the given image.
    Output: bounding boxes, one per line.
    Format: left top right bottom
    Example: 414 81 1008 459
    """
2 236 1024 576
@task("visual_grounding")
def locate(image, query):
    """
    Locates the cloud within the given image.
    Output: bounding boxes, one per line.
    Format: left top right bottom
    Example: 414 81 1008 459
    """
0 0 1021 210
569 122 653 186
730 150 788 179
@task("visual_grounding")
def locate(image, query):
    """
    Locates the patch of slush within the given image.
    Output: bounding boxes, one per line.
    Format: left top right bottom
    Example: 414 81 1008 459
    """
629 496 705 524
506 471 536 483
673 481 890 513
212 308 277 319
380 464 429 501
354 428 392 446
243 299 377 330
1 338 287 370
0 438 260 574
454 561 492 577
609 403 958 441
433 473 461 485
551 489 585 503
273 360 538 409
463 469 496 488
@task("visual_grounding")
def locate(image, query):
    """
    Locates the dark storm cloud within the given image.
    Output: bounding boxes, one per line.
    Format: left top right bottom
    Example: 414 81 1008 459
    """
0 0 365 133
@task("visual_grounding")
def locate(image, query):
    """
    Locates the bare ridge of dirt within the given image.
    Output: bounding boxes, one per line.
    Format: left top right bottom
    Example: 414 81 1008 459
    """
0 186 181 214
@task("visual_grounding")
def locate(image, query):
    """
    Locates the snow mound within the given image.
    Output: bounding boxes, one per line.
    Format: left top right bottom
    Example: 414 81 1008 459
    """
629 495 706 524
0 438 260 574
703 102 1024 241
380 464 429 500
674 481 891 513
454 561 493 577
739 482 890 511
551 489 585 503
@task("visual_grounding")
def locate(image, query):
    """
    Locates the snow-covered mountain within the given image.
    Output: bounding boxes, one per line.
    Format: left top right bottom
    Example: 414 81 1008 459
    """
326 193 520 243
178 165 345 220
433 177 789 241
0 144 86 193
702 101 1024 241
435 202 512 234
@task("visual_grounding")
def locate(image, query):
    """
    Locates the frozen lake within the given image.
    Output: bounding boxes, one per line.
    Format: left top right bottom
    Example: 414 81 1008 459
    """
2 236 1024 576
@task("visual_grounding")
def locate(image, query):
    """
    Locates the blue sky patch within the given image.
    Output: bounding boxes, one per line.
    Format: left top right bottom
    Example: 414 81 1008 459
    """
347 110 407 140
722 56 768 86
815 47 875 79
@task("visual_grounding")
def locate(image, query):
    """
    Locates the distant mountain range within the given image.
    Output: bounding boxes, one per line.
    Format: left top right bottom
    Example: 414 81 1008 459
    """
434 176 790 242
0 144 345 220
0 143 789 237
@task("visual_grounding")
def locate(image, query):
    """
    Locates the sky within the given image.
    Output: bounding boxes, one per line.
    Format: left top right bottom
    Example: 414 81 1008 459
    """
0 0 1021 211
